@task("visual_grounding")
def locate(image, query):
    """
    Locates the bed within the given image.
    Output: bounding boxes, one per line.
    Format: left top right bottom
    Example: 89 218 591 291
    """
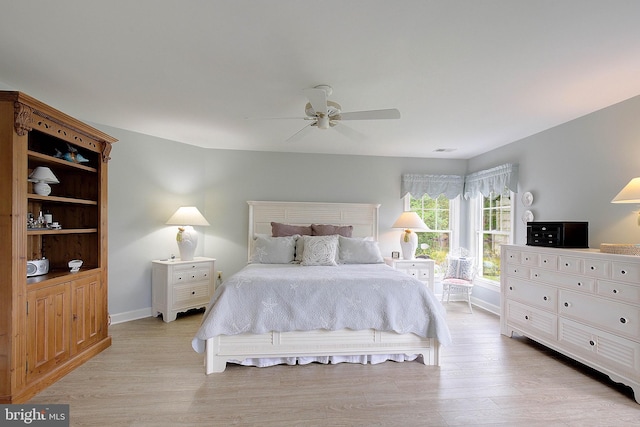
192 201 451 374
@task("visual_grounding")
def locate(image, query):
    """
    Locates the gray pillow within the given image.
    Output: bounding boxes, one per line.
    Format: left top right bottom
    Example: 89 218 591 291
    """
250 235 296 264
338 236 383 264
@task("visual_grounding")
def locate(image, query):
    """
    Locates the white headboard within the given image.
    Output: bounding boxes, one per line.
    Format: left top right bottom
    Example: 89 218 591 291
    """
247 201 381 258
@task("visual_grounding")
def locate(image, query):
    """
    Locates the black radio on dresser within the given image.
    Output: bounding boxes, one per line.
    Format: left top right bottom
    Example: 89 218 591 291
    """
526 221 588 248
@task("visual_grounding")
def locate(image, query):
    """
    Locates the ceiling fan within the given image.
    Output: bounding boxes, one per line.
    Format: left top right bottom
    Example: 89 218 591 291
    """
273 85 401 142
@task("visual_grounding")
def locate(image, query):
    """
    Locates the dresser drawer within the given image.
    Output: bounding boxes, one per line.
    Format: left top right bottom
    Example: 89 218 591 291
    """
503 264 530 278
537 253 558 270
559 290 640 340
597 280 640 304
520 252 538 266
505 299 557 340
558 256 582 274
504 277 557 312
559 317 640 376
612 262 640 284
531 268 595 293
173 281 211 308
582 258 610 279
504 249 521 263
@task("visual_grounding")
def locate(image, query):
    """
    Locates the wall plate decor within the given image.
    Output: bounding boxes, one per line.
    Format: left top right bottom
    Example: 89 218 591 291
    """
522 210 534 225
522 191 533 207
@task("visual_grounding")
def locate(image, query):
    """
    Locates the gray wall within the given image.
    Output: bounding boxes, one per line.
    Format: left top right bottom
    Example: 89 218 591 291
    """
467 95 640 309
102 125 466 320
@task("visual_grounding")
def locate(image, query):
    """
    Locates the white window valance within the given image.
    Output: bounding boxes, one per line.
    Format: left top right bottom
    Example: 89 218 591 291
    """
401 174 465 200
463 163 519 199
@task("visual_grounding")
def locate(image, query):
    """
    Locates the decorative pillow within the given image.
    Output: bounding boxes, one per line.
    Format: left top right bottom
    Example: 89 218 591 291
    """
250 235 296 264
338 236 383 264
271 222 312 237
444 257 475 281
311 223 353 237
301 235 339 266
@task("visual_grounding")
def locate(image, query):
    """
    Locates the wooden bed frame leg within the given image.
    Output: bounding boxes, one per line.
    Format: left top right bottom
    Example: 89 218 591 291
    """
205 338 227 374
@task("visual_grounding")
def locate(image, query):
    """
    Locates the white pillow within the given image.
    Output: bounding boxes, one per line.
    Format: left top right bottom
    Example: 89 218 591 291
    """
338 236 383 264
301 235 339 266
250 235 296 264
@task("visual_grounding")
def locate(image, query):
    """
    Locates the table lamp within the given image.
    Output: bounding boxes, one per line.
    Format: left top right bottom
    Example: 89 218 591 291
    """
166 207 210 261
392 211 429 259
28 166 60 196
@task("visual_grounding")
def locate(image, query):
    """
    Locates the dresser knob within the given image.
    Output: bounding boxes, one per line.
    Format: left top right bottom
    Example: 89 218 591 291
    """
577 282 582 287
509 286 513 291
192 291 196 295
620 317 628 324
590 266 596 271
613 289 618 294
589 340 595 346
620 270 627 275
543 296 548 301
564 302 570 307
524 315 529 320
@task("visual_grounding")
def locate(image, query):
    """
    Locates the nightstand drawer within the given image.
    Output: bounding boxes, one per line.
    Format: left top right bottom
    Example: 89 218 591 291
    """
173 267 211 284
173 281 211 308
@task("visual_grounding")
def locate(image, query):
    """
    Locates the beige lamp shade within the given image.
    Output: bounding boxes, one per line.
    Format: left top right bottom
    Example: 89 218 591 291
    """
392 211 429 230
166 207 209 261
28 166 60 183
611 178 640 204
166 206 210 226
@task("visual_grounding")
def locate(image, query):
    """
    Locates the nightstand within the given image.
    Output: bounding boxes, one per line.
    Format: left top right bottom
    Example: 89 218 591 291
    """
384 257 435 292
152 257 216 322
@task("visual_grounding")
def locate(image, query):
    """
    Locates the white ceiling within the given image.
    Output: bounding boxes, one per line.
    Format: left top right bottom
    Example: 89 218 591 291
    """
1 1 640 159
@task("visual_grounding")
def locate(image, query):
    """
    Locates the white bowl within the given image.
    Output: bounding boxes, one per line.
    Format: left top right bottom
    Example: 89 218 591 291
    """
68 259 83 272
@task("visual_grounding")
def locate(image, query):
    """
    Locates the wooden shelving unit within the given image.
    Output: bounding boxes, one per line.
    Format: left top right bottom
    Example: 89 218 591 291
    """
0 91 117 403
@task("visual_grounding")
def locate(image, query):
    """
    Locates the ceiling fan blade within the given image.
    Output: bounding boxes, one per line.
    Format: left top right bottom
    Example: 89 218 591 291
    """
339 108 401 120
333 122 367 143
302 88 328 116
285 123 313 143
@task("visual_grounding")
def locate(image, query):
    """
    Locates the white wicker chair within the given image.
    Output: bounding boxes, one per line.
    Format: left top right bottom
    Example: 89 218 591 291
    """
441 248 477 313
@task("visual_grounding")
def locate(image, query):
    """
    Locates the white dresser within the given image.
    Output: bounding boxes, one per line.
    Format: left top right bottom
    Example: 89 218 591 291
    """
384 257 435 293
152 257 216 322
501 245 640 403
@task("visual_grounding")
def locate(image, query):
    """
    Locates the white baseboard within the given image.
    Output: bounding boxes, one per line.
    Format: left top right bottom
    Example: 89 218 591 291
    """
470 296 500 316
109 307 153 325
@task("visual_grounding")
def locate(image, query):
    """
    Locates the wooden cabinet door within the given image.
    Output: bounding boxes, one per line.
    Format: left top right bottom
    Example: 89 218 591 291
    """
71 274 104 355
27 283 70 381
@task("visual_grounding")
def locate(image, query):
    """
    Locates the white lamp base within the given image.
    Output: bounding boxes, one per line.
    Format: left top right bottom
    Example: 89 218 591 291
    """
33 181 52 196
176 226 198 261
399 230 418 260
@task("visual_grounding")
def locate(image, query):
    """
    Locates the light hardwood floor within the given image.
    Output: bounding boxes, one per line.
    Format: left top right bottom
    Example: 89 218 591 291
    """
29 303 640 426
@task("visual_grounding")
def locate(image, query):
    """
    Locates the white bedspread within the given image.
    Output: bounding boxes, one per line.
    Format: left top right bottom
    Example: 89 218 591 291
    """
192 263 451 354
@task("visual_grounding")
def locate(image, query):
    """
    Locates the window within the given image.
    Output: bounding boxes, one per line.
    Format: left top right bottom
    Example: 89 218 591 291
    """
475 188 513 283
406 194 459 268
